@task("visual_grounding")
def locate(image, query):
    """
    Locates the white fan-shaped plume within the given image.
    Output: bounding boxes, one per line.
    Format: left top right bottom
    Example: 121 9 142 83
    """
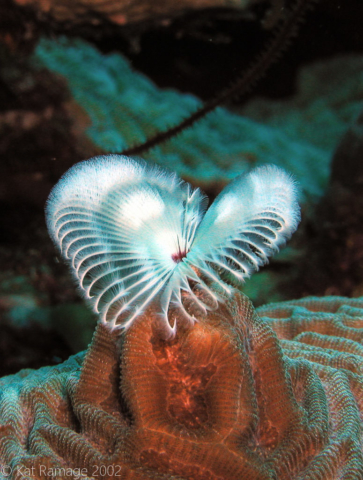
187 164 300 290
46 156 300 335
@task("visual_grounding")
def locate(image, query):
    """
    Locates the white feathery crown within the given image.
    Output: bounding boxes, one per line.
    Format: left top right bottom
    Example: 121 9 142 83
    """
46 155 300 335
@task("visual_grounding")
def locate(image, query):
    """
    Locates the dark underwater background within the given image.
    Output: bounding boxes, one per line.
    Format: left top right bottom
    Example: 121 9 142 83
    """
0 0 362 376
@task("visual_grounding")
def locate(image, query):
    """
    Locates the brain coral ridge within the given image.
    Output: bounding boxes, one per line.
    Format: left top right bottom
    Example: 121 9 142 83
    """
1 292 363 479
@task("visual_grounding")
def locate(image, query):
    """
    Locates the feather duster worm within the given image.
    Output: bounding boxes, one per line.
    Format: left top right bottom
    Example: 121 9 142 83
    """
46 155 300 334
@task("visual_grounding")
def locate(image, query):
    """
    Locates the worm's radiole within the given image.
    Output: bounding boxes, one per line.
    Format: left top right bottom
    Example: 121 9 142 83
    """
46 155 300 335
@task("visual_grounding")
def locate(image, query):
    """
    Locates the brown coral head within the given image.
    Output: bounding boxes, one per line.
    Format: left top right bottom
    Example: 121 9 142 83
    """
113 292 321 479
3 293 363 479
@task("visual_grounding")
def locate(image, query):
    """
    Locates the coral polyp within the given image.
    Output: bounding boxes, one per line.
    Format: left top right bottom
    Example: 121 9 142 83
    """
46 155 300 334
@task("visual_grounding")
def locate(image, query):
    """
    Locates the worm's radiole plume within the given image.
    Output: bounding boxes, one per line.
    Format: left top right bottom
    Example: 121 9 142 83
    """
46 155 300 335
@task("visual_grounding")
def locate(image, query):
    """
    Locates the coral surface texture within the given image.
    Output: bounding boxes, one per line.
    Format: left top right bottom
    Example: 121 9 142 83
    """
35 38 361 198
10 0 252 26
1 292 363 479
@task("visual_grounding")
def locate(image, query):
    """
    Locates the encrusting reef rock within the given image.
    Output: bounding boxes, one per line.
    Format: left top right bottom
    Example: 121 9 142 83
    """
1 291 363 479
31 38 363 199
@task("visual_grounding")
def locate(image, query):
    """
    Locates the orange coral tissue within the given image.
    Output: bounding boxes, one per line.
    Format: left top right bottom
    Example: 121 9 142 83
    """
2 292 363 478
